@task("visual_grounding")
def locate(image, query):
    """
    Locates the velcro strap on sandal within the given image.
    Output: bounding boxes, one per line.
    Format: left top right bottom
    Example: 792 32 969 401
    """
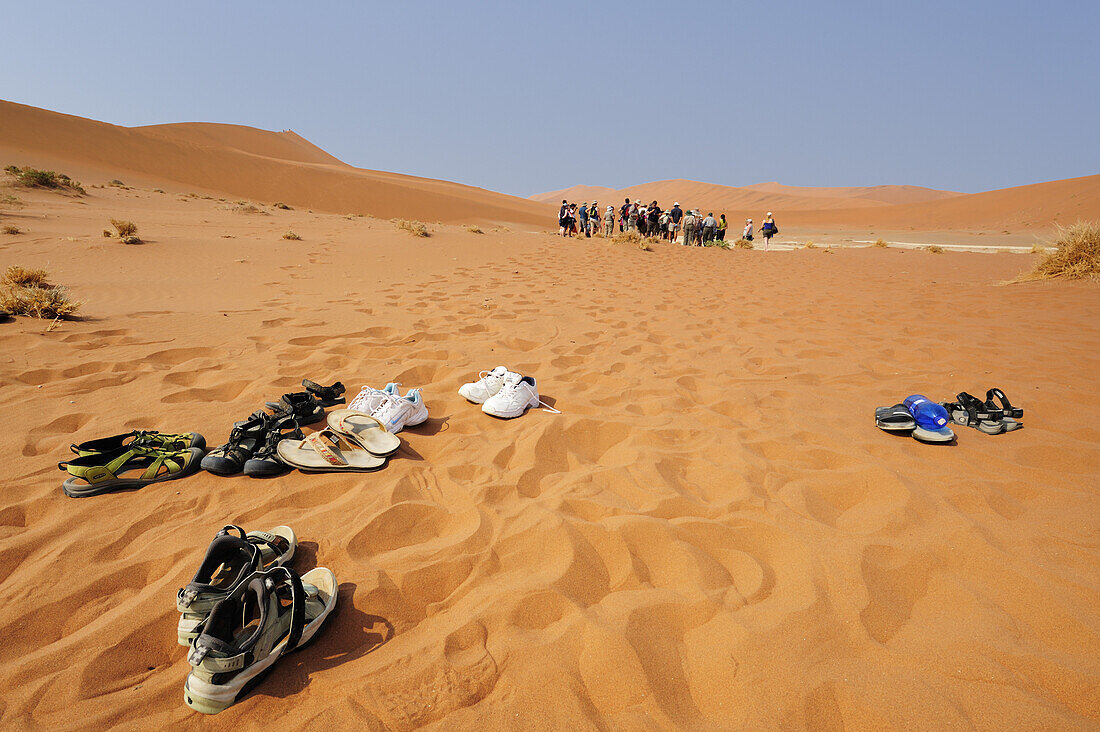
250 530 279 545
305 433 346 466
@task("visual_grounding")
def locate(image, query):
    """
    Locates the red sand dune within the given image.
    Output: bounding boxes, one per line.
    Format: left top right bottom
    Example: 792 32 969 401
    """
0 100 552 225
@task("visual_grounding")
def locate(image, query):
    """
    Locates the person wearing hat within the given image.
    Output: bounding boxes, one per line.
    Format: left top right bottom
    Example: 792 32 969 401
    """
743 218 754 241
577 199 589 238
587 201 599 237
604 205 615 237
628 200 641 232
669 202 683 241
760 211 778 250
682 208 698 246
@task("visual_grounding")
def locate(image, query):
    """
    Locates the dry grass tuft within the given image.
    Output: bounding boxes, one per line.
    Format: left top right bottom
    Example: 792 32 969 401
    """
872 238 888 248
2 224 21 235
273 202 292 210
282 231 302 240
5 166 85 194
611 230 643 244
3 265 49 287
803 240 817 249
120 235 142 245
734 238 754 249
466 225 484 234
393 219 431 237
232 203 265 215
925 245 945 254
0 266 81 319
110 219 138 237
1029 243 1047 255
1013 221 1100 282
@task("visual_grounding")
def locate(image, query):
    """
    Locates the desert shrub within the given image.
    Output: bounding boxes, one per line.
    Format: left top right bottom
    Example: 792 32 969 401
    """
611 230 642 244
466 225 484 234
5 166 84 193
110 219 138 237
3 266 49 287
282 231 301 240
1016 221 1100 281
925 245 944 254
120 235 142 245
734 238 754 249
235 203 264 214
107 179 125 187
803 240 817 249
872 238 888 248
0 266 80 318
273 202 291 210
393 219 430 237
2 224 21 235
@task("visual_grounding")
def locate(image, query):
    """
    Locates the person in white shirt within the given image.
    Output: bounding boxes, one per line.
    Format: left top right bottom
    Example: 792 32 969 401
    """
743 219 754 241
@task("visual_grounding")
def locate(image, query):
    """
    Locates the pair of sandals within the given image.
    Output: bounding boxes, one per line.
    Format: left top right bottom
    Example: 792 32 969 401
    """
59 430 206 497
202 380 345 477
942 388 1024 434
875 405 955 443
276 408 401 471
177 525 337 714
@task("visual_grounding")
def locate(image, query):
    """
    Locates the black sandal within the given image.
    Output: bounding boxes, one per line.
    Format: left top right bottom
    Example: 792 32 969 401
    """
942 392 1004 434
243 418 304 477
302 379 346 407
985 388 1024 431
201 415 269 475
265 392 325 425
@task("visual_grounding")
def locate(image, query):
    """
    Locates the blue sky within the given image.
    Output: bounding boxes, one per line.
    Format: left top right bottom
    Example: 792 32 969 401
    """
2 0 1097 196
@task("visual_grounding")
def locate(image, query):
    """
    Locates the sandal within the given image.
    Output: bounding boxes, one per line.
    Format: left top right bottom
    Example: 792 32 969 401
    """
276 428 386 472
60 445 203 497
183 565 337 714
201 415 269 475
70 430 206 457
242 418 303 477
943 392 1004 434
177 525 297 645
326 410 401 456
985 388 1024 431
302 379 346 408
265 391 325 425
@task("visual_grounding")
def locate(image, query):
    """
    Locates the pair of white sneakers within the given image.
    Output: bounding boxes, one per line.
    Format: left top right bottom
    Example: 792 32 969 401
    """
347 383 429 434
459 366 557 418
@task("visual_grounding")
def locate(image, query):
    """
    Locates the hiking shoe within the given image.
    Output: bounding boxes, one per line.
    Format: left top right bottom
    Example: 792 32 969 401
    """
482 373 540 419
242 418 303 477
183 565 337 714
347 382 401 414
176 524 297 645
371 388 428 434
201 415 268 476
458 366 518 404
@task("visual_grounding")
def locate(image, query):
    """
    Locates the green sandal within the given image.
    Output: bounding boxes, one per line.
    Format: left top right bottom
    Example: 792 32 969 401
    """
60 445 204 497
70 430 206 457
177 524 297 645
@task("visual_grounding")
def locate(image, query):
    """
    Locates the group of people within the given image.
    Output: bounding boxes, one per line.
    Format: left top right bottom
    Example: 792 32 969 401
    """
558 199 779 248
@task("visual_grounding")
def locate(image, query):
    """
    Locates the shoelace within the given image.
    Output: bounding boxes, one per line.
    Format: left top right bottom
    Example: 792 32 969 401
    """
349 383 401 412
496 382 561 414
370 390 408 423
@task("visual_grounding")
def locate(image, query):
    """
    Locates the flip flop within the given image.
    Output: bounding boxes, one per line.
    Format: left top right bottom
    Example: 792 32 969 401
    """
326 410 401 456
876 404 916 432
60 445 204 497
985 388 1024 431
276 428 386 472
176 524 297 645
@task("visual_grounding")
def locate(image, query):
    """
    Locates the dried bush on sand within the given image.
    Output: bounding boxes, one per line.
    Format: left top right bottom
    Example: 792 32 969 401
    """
803 240 817 249
107 179 125 187
282 231 301 240
611 230 642 244
925 245 944 254
2 224 21 235
5 166 85 194
466 225 484 234
1015 221 1100 282
111 219 138 237
273 202 292 210
3 265 49 287
1029 244 1046 255
734 238 754 249
0 266 80 319
872 238 888 248
393 219 430 237
120 235 142 245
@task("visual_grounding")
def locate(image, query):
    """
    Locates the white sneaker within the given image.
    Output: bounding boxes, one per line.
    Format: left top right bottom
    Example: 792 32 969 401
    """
348 382 400 414
458 366 518 404
371 388 428 433
482 374 540 419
